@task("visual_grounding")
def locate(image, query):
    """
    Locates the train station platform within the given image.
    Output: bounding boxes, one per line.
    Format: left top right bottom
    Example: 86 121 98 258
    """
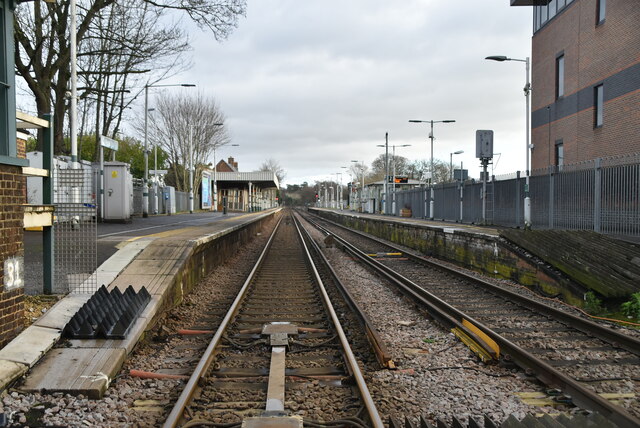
309 207 640 306
0 209 281 397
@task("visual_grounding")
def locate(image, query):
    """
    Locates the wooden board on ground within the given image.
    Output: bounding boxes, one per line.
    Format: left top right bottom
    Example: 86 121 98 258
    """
19 348 125 399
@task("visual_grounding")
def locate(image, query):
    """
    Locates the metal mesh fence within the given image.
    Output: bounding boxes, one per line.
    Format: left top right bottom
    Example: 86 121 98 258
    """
54 168 97 294
391 154 640 238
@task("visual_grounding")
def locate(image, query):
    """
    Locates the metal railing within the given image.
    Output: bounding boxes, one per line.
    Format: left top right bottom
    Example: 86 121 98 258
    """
390 154 640 238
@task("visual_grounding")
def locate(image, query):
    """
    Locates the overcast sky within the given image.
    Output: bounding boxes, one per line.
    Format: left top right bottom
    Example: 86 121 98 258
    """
30 0 534 187
181 1 533 186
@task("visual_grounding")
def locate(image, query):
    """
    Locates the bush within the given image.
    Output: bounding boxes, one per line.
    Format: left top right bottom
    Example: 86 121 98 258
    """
621 293 640 319
584 291 604 314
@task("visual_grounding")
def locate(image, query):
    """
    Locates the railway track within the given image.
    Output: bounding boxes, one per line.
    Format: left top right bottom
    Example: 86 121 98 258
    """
163 213 384 428
302 210 640 428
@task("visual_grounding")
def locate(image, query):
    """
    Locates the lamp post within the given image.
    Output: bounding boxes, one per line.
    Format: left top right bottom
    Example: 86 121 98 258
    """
377 143 411 214
212 141 238 212
450 150 463 181
144 83 195 217
485 55 531 228
408 119 455 218
341 166 349 208
351 160 365 211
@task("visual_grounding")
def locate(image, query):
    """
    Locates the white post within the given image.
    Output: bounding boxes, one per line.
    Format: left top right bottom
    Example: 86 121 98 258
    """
189 125 193 214
213 147 218 211
153 141 158 214
99 145 104 220
143 86 149 217
70 0 78 168
524 56 532 228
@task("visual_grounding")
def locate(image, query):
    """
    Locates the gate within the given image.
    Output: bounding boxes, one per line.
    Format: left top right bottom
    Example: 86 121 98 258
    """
53 167 97 294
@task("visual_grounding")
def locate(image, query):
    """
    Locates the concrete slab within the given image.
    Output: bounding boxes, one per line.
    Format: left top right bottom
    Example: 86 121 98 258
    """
33 294 91 330
0 360 29 391
109 273 174 296
134 243 191 261
124 258 182 277
20 348 126 399
0 326 60 366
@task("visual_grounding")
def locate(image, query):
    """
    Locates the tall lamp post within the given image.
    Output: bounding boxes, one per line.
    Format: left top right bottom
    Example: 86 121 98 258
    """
351 160 365 211
212 141 238 212
408 119 455 219
144 83 195 217
450 150 464 181
485 55 531 228
377 143 411 214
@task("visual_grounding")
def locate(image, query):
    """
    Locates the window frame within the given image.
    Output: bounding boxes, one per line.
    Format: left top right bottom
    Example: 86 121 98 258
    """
555 139 564 168
594 84 604 128
555 53 565 99
597 0 606 25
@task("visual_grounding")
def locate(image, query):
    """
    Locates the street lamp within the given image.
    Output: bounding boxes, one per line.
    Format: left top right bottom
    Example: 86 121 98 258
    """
351 160 365 211
144 83 196 217
212 140 238 212
450 150 464 181
486 55 531 228
408 119 455 219
377 143 411 214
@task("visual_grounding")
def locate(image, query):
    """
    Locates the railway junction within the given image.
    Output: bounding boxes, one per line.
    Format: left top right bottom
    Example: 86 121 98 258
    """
0 208 639 427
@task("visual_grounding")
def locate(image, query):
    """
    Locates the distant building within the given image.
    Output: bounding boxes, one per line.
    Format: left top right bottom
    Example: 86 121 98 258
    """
512 0 640 169
204 157 279 212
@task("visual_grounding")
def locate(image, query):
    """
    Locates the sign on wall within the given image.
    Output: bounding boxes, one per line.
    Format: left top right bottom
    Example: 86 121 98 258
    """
4 256 23 290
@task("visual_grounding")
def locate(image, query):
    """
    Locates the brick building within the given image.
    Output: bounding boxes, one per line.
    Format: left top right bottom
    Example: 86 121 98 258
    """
513 0 640 169
1 0 27 346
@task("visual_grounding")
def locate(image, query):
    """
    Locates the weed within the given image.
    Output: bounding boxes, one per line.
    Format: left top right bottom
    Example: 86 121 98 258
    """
621 293 640 319
584 291 604 314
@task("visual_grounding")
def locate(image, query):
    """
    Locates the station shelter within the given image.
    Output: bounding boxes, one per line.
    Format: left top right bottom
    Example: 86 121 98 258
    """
204 157 279 212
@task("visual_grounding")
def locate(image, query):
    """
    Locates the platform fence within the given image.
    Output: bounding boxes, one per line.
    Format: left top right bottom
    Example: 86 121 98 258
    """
391 154 640 238
53 167 97 294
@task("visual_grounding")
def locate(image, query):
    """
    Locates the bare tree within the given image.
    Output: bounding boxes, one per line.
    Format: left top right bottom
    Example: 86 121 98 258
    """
145 91 229 192
14 0 246 153
408 158 451 183
370 153 410 182
259 158 286 185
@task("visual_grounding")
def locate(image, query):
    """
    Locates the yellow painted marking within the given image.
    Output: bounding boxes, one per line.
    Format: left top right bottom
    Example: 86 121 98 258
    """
451 327 493 363
462 318 500 358
516 392 546 399
366 252 403 257
599 393 635 399
520 398 560 407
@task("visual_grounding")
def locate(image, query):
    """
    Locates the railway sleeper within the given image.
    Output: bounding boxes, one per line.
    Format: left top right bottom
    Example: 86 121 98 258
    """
388 411 623 427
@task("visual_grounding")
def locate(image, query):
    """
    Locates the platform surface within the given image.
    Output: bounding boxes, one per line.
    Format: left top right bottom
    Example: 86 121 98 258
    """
2 209 277 396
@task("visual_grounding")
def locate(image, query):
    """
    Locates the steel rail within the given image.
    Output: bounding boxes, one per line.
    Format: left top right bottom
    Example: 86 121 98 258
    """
306 214 640 428
295 212 395 369
163 215 284 428
311 212 640 355
292 214 385 428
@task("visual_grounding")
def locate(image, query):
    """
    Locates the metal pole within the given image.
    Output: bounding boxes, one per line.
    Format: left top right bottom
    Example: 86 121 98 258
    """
450 152 453 182
384 133 388 214
43 114 54 295
392 145 396 215
524 56 532 228
70 0 78 167
143 85 149 217
189 125 193 213
213 147 217 211
153 141 158 214
429 121 434 219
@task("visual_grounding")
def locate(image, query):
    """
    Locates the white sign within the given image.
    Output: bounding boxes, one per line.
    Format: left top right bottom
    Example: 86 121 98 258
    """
4 257 23 290
100 135 119 151
149 170 168 175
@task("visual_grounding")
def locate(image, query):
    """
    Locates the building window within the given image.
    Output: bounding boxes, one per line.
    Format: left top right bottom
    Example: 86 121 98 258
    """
594 84 604 128
555 140 564 168
549 0 557 19
556 54 565 99
597 0 606 24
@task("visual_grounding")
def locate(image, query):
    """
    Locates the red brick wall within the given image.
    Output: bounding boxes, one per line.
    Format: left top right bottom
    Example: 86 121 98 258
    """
0 139 26 347
531 0 640 168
